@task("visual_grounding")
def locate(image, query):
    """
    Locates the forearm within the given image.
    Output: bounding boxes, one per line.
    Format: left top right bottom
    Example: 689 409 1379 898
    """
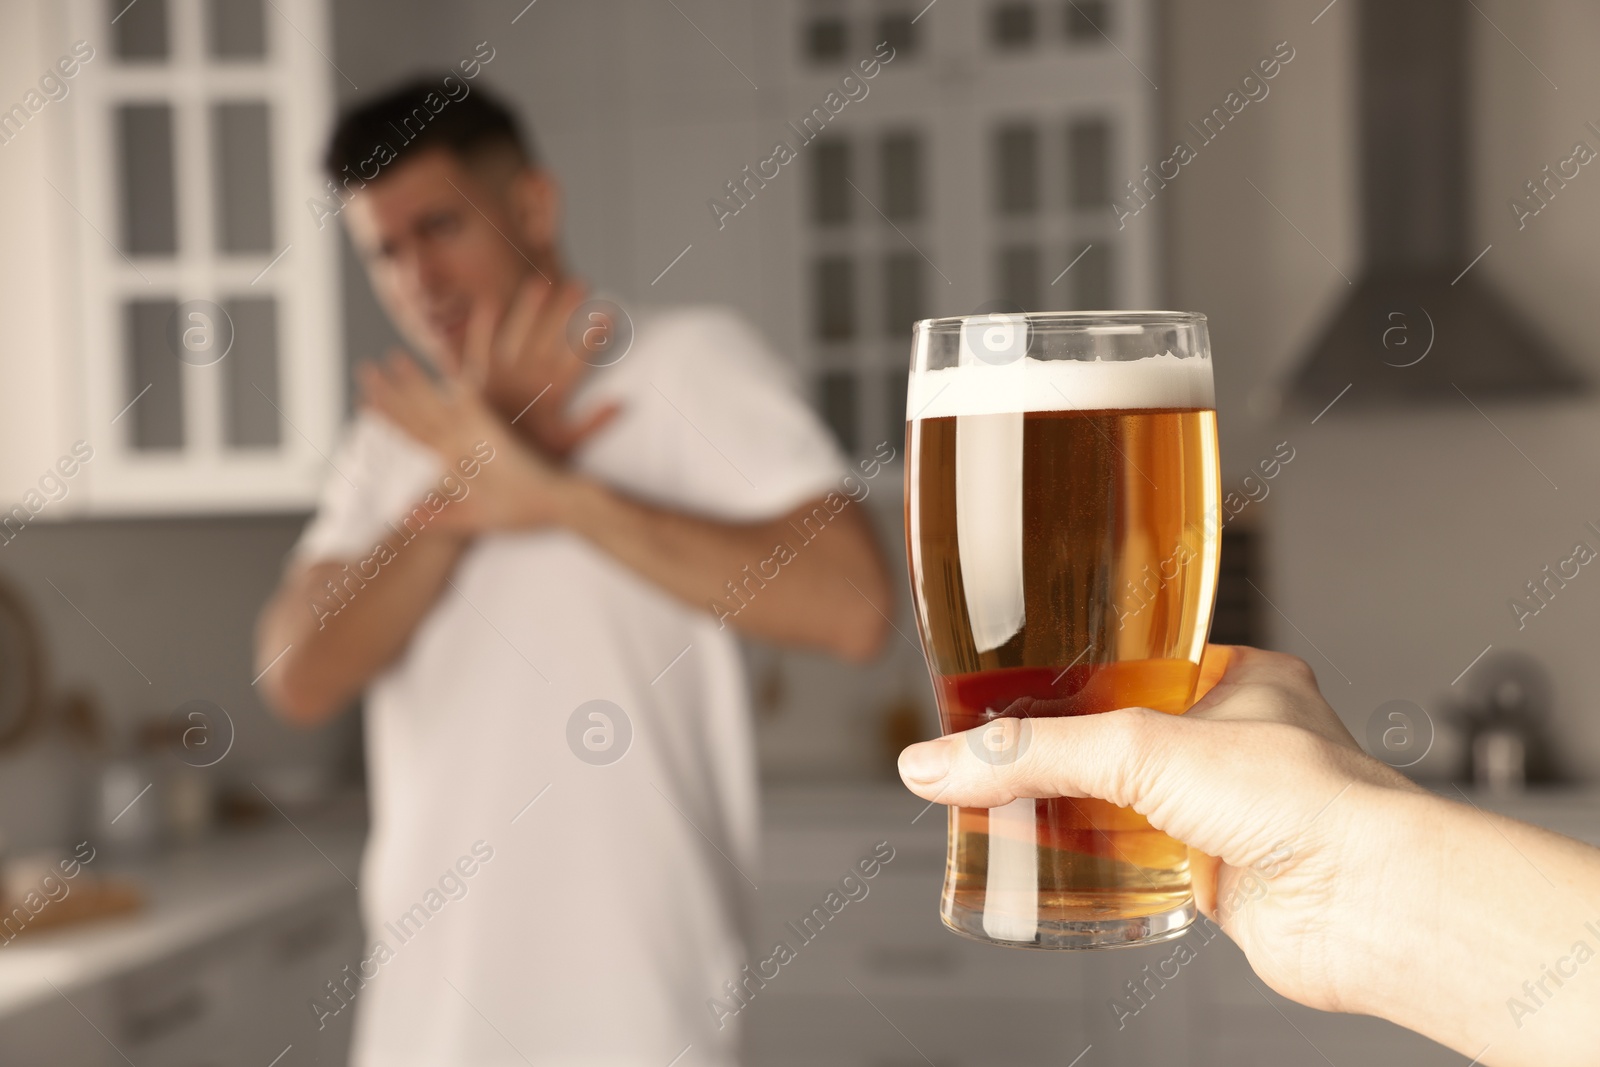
255 529 468 725
558 477 891 660
1340 785 1600 1065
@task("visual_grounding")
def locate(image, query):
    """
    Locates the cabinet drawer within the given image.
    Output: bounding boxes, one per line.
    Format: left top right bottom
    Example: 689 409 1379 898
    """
752 872 1090 1002
112 939 238 1066
743 991 1089 1067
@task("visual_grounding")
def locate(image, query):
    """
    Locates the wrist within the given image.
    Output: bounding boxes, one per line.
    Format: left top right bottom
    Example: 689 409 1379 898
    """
1324 781 1449 1018
550 471 605 532
414 520 474 555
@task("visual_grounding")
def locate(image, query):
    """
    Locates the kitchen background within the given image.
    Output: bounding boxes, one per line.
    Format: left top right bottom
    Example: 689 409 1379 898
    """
0 0 1596 1064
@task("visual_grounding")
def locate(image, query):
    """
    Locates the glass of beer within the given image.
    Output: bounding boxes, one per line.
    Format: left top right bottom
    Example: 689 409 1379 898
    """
904 311 1219 949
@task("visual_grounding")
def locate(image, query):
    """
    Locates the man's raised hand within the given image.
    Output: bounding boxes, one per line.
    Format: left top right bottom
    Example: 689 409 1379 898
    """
359 349 575 534
466 275 621 460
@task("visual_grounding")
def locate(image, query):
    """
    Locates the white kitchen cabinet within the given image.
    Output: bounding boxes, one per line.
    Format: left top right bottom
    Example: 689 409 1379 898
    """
0 0 342 517
0 885 361 1066
108 935 240 1066
110 887 362 1067
775 0 1159 458
228 888 366 1065
0 983 123 1067
0 817 366 1065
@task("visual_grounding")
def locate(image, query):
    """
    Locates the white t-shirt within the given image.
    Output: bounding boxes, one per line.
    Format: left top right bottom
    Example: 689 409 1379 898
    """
293 306 846 1067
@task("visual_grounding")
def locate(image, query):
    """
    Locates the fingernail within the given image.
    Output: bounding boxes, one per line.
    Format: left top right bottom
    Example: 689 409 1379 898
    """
898 740 953 784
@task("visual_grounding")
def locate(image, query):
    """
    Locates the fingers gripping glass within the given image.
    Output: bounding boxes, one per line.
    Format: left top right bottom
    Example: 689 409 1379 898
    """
904 311 1221 949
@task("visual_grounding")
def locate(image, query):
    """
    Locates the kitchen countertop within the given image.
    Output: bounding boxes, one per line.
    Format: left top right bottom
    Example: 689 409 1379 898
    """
0 802 365 1018
0 783 1594 1021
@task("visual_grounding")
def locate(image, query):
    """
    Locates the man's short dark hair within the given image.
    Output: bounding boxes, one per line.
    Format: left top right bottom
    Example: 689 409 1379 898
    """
323 76 536 182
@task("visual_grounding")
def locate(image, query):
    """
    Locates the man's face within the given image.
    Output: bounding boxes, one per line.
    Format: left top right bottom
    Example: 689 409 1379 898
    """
343 148 544 370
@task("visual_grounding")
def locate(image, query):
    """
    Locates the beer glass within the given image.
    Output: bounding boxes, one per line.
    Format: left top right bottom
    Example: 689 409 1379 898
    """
904 311 1219 949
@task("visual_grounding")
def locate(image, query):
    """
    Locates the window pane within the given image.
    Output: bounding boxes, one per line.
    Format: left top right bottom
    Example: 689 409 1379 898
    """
814 256 857 340
991 3 1037 47
885 368 908 437
1072 242 1113 308
877 12 917 56
208 0 266 58
882 252 924 335
880 131 923 222
812 138 852 225
818 372 858 454
223 296 281 447
213 102 275 253
806 16 848 62
125 299 183 450
118 104 178 256
999 245 1040 311
112 0 170 60
1068 118 1111 209
1066 0 1110 41
994 123 1038 215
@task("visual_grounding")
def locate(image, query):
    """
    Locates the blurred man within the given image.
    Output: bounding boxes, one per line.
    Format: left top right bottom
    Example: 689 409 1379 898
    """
255 78 891 1066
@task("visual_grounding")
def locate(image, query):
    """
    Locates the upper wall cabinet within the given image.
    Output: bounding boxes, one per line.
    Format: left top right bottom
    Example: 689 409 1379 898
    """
785 0 1159 454
0 0 341 518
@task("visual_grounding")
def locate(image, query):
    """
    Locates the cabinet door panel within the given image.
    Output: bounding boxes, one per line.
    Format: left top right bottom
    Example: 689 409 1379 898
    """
227 887 364 1064
0 986 122 1067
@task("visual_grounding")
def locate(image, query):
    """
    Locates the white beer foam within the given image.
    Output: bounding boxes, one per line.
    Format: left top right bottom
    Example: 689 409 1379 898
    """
908 353 1215 420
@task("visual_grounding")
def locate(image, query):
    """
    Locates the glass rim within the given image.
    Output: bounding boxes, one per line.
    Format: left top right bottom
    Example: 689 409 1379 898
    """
914 310 1207 332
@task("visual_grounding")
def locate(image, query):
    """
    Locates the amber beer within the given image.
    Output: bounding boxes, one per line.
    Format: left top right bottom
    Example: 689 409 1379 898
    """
905 311 1219 949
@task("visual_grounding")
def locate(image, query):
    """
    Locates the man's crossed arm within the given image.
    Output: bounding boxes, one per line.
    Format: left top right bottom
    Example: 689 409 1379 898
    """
255 353 893 727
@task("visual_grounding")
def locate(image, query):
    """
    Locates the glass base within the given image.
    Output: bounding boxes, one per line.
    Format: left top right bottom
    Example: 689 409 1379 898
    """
940 896 1197 950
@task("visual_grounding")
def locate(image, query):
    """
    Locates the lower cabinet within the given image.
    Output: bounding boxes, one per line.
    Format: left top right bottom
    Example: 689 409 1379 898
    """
0 800 1488 1066
0 886 362 1067
0 985 126 1067
218 890 365 1065
743 793 1463 1067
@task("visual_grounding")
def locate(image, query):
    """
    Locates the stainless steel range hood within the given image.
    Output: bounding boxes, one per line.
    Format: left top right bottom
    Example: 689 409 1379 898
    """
1289 0 1586 407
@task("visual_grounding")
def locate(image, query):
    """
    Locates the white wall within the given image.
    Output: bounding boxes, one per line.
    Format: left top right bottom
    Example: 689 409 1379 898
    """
1161 0 1359 470
1166 0 1600 777
0 1 76 504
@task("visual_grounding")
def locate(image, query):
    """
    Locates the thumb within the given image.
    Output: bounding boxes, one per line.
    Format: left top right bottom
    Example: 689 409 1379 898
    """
895 645 1234 810
897 706 1185 814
